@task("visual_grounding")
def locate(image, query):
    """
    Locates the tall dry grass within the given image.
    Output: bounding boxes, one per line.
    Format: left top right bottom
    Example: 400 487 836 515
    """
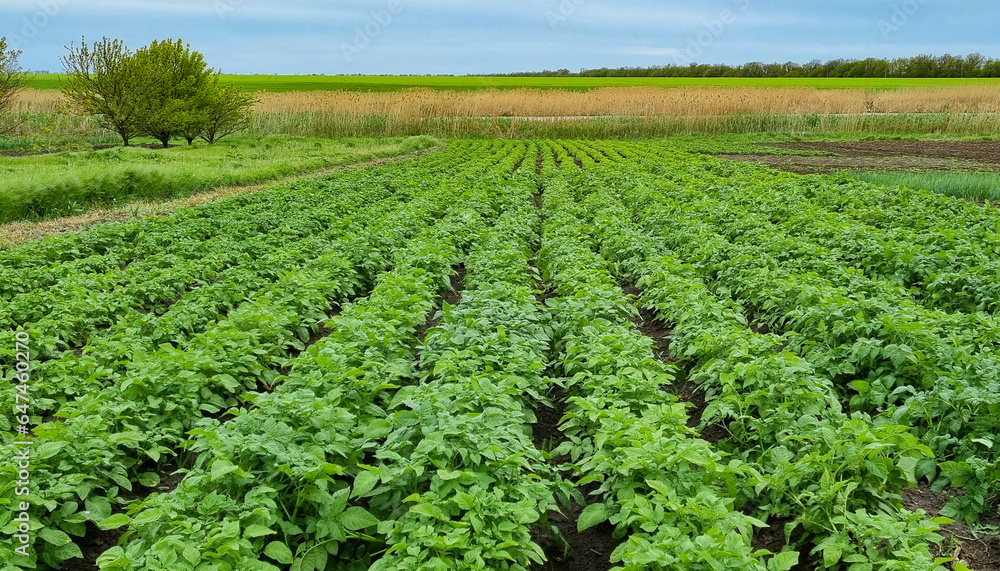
12 85 1000 138
12 89 63 112
252 85 1000 116
19 85 1000 116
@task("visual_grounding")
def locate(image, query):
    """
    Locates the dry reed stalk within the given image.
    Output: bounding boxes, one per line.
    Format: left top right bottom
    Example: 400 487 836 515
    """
251 85 1000 116
17 85 1000 116
13 89 64 112
14 86 1000 139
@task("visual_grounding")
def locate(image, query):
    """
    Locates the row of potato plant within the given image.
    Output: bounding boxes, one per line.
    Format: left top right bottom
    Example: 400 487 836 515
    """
631 146 1000 315
98 199 491 571
563 157 950 570
95 143 529 571
0 144 502 569
589 142 1000 523
616 152 1000 330
0 142 500 424
367 167 564 571
0 192 402 423
537 167 786 570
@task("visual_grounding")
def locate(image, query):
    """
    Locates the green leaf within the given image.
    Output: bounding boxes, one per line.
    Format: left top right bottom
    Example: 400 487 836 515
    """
265 541 294 565
137 472 161 488
578 503 607 532
49 540 83 561
133 508 163 525
681 448 710 467
36 441 67 459
295 547 329 571
896 456 919 484
351 471 379 499
410 502 445 521
84 496 112 522
363 419 392 440
97 513 132 530
341 506 379 531
38 527 73 546
108 470 133 491
244 524 275 538
822 543 843 567
767 551 800 571
211 459 239 481
182 545 201 565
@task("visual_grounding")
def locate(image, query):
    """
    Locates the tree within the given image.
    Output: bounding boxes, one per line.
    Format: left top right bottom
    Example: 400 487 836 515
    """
198 81 256 144
62 37 251 147
0 37 28 135
132 39 215 147
60 37 150 146
179 95 211 145
965 53 986 77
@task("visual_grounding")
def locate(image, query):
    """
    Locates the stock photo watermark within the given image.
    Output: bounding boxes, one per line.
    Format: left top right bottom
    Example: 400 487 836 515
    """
10 331 33 557
340 1 405 63
671 0 751 65
215 0 245 20
547 0 587 30
878 0 929 39
6 0 70 49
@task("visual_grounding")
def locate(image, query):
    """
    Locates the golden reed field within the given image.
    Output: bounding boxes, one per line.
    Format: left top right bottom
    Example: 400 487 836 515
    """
254 85 1000 116
14 85 1000 137
17 85 1000 115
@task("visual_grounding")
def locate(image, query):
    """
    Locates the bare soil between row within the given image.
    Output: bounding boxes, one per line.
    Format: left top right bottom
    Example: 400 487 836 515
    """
716 140 1000 174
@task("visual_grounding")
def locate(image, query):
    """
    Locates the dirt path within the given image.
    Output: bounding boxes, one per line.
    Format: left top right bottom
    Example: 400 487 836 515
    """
715 140 1000 174
0 145 444 249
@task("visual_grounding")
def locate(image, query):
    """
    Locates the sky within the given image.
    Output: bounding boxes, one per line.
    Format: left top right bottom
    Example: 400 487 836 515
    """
2 0 999 75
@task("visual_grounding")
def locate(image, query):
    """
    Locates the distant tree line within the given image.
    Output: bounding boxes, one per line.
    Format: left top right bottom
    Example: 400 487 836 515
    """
488 54 1000 79
61 37 256 147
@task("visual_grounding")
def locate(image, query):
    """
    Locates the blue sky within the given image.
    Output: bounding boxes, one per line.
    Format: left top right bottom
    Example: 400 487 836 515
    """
2 0 998 74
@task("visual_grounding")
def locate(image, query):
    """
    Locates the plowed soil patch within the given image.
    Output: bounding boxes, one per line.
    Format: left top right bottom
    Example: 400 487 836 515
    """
716 140 1000 175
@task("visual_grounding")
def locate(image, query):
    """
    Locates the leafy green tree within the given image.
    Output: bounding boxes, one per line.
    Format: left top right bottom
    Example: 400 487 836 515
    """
0 36 28 134
61 37 152 146
198 82 256 144
132 39 215 148
179 97 211 145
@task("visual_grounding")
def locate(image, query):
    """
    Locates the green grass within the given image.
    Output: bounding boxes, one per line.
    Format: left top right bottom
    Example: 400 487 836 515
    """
25 74 1000 92
248 111 1000 139
0 135 439 223
845 170 1000 202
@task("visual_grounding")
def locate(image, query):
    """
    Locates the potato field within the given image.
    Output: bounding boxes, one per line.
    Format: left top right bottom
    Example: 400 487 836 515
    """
3 140 1000 570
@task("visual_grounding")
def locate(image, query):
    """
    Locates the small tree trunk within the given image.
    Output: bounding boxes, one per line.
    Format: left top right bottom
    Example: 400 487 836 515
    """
159 135 170 148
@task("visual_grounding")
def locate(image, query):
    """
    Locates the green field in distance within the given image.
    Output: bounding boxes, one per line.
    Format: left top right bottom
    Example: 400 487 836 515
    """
24 74 1000 92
